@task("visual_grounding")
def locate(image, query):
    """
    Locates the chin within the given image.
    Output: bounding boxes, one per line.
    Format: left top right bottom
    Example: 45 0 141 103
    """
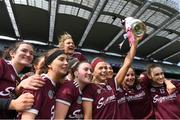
158 81 164 85
21 62 31 66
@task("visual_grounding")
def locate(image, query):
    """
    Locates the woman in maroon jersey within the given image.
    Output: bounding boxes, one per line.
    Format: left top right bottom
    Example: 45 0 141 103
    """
120 66 177 119
147 64 180 119
82 36 139 119
20 49 68 119
0 41 45 119
120 67 154 119
58 32 86 61
55 61 92 119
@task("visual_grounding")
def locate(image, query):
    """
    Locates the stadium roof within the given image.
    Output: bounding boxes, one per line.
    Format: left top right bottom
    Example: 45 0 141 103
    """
0 0 180 67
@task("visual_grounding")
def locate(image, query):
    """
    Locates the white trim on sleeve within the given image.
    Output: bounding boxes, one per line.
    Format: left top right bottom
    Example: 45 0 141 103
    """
82 97 93 102
56 99 71 106
25 108 38 115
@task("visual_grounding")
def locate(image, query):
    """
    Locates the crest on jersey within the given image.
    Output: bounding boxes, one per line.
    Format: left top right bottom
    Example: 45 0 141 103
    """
136 84 142 90
77 96 82 104
150 88 156 92
117 87 123 92
160 88 165 94
48 90 54 99
97 89 101 94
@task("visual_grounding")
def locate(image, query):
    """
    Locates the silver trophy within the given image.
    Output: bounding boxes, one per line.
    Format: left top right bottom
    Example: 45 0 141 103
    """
123 17 146 37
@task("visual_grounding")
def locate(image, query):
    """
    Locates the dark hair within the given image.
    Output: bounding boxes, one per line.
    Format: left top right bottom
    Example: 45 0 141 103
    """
10 41 34 53
32 54 46 74
3 41 34 60
69 61 89 79
128 67 139 88
43 48 65 70
146 64 163 76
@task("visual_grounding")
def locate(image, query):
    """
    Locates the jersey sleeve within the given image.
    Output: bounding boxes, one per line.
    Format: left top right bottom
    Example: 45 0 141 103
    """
56 83 74 106
23 89 43 115
82 84 95 102
0 59 6 79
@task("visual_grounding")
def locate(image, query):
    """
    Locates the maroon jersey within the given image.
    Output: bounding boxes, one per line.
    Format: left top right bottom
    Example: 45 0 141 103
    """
124 78 154 119
151 80 180 119
0 59 20 118
72 52 86 61
56 80 83 119
82 79 117 119
116 86 133 119
20 74 56 119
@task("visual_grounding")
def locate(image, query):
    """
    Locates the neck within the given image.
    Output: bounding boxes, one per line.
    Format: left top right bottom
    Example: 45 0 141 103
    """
74 78 86 90
151 81 164 87
47 71 64 84
93 78 107 85
11 60 25 73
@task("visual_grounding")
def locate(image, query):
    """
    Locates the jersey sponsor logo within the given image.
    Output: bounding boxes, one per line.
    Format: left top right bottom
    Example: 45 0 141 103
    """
150 88 156 92
48 90 54 99
0 87 15 97
160 88 165 94
68 109 83 119
126 91 145 101
153 92 177 103
97 95 116 109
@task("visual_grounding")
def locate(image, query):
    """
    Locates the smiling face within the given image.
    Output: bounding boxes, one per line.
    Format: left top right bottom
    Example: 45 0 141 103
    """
149 67 165 86
93 62 108 83
75 62 92 84
123 67 136 87
10 43 34 67
49 54 68 76
62 38 75 55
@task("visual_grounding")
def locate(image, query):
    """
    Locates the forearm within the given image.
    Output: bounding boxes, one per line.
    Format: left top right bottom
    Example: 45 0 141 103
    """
0 98 11 110
115 42 137 85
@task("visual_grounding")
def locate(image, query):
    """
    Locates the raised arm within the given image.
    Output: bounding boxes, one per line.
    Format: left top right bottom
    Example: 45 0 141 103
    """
115 34 141 86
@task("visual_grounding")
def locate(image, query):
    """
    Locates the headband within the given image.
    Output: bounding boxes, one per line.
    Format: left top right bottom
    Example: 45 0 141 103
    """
91 57 104 70
45 50 64 65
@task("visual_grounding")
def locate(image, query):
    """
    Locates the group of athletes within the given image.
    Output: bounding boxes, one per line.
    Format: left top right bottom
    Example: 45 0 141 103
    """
0 31 179 119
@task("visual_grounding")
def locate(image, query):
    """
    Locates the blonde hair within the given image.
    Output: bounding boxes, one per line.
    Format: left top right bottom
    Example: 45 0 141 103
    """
58 32 72 49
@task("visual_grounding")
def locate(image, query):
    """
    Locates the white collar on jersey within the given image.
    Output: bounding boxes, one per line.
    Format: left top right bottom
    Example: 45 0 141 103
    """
8 61 19 76
41 73 56 86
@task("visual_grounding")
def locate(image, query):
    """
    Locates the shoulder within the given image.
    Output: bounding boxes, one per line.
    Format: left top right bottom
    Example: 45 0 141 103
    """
72 52 86 61
0 59 10 67
83 83 98 93
57 81 77 95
